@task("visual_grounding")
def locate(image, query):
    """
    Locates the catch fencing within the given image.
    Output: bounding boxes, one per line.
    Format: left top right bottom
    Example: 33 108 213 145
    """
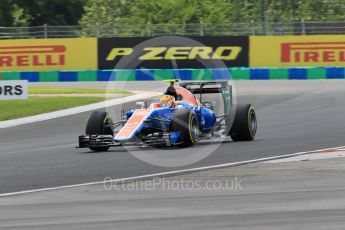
1 21 345 39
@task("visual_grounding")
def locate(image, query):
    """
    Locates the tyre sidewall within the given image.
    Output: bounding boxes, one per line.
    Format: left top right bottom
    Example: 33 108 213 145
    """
85 111 114 151
230 104 257 141
171 109 199 147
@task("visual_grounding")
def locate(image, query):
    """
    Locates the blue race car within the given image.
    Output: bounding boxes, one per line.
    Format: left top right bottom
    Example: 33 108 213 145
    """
78 80 257 151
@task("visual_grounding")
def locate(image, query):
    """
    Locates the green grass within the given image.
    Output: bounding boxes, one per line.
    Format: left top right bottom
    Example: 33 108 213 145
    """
29 87 132 95
0 96 105 121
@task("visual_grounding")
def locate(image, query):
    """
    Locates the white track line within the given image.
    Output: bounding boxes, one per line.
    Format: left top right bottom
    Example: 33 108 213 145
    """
265 148 345 163
1 145 344 197
0 92 162 129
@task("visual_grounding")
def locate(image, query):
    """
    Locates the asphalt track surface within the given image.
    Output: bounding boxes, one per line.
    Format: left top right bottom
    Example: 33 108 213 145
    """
1 80 345 194
2 157 344 230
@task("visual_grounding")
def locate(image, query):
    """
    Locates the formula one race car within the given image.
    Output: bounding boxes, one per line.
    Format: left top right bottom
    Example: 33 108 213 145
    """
78 80 257 151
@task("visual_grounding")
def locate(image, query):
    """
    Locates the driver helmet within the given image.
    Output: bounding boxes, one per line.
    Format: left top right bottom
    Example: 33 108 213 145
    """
159 95 176 108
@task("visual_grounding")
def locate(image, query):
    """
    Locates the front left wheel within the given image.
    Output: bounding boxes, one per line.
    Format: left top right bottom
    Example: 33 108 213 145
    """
229 104 257 141
85 111 114 151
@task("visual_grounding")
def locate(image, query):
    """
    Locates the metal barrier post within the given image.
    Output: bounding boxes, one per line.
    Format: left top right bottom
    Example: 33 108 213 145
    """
96 23 100 37
44 24 48 38
251 20 255 35
146 21 151 37
200 21 204 36
260 0 266 34
301 19 306 35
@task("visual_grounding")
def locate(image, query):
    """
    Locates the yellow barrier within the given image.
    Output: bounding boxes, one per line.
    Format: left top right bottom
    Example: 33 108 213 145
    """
2 36 345 70
250 35 345 67
0 38 97 71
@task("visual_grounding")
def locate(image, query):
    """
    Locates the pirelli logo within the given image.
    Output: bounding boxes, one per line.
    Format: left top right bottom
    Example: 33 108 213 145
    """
0 45 66 67
281 42 345 63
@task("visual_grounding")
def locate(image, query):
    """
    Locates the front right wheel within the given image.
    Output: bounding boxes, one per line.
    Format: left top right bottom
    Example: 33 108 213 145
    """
229 104 257 141
171 109 199 147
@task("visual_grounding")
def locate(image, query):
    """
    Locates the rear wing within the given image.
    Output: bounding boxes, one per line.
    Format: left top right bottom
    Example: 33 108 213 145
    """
179 81 229 94
179 81 232 115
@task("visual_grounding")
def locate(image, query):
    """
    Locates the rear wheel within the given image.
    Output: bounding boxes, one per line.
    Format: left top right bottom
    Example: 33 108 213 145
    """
86 111 114 151
229 104 257 141
171 109 199 147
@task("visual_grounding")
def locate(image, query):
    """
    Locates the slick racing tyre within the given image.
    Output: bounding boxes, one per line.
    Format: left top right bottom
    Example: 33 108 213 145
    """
229 104 257 141
171 109 199 147
86 111 114 151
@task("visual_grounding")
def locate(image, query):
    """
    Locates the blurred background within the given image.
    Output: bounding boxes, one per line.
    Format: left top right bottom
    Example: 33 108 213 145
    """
1 0 345 38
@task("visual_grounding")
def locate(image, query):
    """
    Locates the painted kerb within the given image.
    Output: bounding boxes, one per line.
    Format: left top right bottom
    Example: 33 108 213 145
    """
0 67 344 82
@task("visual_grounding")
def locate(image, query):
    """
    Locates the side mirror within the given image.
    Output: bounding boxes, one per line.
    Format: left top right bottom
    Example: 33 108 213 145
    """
126 109 135 119
203 102 214 110
136 101 147 109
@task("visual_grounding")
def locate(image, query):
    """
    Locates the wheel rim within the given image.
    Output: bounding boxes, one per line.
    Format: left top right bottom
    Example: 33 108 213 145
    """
249 109 257 135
